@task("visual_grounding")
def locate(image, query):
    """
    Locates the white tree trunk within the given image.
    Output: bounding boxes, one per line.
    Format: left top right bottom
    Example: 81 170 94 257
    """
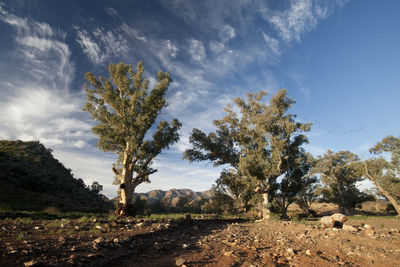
261 192 271 220
116 150 134 216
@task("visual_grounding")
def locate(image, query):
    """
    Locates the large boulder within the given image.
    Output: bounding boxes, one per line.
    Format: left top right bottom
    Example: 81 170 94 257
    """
320 213 348 228
320 216 334 227
331 213 348 223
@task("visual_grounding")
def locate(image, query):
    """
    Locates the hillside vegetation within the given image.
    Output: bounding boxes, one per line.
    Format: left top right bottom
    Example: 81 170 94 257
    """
0 140 112 213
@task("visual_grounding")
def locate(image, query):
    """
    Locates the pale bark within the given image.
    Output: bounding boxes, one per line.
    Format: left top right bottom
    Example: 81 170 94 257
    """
261 192 271 219
364 163 400 216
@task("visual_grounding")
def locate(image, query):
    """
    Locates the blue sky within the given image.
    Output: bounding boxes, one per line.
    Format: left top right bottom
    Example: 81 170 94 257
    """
1 0 399 198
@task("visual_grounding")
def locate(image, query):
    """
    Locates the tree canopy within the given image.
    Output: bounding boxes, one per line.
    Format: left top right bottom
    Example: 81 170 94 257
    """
184 89 311 219
365 136 400 215
83 61 181 215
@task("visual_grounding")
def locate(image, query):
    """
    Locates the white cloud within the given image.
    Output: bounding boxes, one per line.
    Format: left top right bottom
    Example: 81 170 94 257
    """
165 40 178 57
209 41 225 54
267 0 346 42
53 150 117 198
0 87 92 149
75 26 129 65
268 0 315 42
75 29 103 65
219 24 236 42
262 32 280 56
105 7 119 18
189 39 206 62
120 23 147 42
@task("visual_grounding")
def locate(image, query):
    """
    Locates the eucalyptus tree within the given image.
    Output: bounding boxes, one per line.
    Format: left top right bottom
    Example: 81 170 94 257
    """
275 152 316 218
312 150 368 214
83 62 181 216
184 89 311 219
364 136 400 216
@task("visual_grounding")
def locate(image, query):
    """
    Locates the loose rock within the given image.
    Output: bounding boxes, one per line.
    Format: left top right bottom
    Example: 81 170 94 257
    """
176 258 185 266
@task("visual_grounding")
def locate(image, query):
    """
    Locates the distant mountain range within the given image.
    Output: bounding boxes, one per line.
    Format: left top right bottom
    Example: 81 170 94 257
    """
132 189 212 205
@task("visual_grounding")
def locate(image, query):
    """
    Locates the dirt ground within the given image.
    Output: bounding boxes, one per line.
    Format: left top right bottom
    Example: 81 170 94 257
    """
1 208 400 266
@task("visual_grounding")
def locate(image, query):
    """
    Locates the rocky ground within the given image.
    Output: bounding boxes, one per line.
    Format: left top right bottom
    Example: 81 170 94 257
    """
1 212 400 267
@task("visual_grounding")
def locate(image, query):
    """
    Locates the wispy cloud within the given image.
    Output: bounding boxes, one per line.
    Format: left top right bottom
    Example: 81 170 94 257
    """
262 32 280 56
75 26 129 65
219 24 236 42
0 5 98 188
189 39 206 63
267 0 347 42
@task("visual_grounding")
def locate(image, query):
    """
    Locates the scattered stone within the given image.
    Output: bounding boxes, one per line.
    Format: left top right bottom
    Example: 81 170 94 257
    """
113 238 119 243
306 249 311 256
223 251 233 256
365 229 375 236
60 223 66 228
24 260 37 266
363 224 373 229
94 237 105 244
58 236 66 243
71 246 76 251
182 243 189 249
95 225 102 230
176 258 185 266
287 248 296 255
343 225 358 232
74 226 80 231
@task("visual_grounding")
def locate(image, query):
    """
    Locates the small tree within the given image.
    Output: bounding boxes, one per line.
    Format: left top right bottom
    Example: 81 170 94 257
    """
275 152 315 219
184 89 311 219
312 150 367 214
83 62 181 216
295 176 318 215
215 169 257 213
90 181 103 195
365 136 400 216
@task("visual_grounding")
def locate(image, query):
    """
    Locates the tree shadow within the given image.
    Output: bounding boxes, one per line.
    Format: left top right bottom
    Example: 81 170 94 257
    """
97 218 249 267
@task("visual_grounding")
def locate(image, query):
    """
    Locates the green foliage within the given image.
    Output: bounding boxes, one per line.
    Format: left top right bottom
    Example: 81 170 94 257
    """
184 89 312 217
312 150 369 214
274 153 316 218
16 233 24 241
0 140 113 213
90 182 103 195
83 62 181 212
365 135 400 215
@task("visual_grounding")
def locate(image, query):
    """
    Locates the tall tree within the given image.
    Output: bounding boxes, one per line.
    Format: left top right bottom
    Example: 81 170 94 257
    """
312 150 367 214
365 136 400 216
184 89 311 219
83 62 181 216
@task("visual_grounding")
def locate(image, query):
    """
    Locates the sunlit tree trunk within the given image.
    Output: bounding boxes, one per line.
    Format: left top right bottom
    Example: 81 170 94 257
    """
116 149 134 216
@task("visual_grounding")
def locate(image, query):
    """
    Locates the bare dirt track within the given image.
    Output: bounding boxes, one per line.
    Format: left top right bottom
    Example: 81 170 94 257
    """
1 213 400 267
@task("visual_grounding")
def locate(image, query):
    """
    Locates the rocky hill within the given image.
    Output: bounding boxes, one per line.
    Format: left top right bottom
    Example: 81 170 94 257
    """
0 140 112 213
134 188 212 205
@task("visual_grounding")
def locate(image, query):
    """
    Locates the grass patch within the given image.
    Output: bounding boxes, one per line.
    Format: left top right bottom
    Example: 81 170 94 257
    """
348 214 400 221
16 233 24 240
148 213 183 222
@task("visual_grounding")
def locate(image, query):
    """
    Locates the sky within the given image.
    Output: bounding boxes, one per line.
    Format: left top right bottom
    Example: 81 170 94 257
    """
1 0 399 198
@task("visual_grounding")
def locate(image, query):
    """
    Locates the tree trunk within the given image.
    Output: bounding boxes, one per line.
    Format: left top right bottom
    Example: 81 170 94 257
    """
281 204 289 220
261 192 271 219
336 179 350 214
115 150 134 216
375 182 400 216
364 164 400 217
